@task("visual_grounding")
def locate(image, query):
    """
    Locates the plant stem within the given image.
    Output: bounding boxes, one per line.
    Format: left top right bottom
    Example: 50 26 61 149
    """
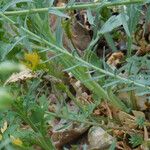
46 111 146 132
0 12 150 91
47 111 106 127
2 0 143 16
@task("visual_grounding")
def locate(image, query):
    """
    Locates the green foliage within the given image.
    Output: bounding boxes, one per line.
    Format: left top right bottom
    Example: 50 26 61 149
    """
0 0 150 149
99 14 129 34
108 140 116 150
0 88 13 110
0 61 24 74
129 134 143 148
135 116 145 128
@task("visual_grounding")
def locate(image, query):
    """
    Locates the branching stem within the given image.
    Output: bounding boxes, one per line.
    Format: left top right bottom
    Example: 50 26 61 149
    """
0 12 149 91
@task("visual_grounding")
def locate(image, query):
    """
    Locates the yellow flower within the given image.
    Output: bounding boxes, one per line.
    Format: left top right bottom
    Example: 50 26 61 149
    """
24 52 40 70
1 121 7 133
10 135 23 146
0 134 2 141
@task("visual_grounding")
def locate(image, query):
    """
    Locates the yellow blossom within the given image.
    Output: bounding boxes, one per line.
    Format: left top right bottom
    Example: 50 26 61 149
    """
24 52 40 70
1 121 7 133
10 135 23 146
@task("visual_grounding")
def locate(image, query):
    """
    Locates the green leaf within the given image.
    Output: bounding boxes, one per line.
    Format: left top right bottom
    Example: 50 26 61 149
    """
135 116 145 128
48 8 70 18
0 61 24 74
30 106 44 124
103 80 120 88
100 14 129 34
2 0 32 12
104 33 117 52
129 134 143 148
55 17 63 46
67 0 75 6
127 5 141 34
0 36 26 61
0 88 13 110
109 140 116 150
121 12 131 37
87 9 95 25
108 89 130 113
84 50 102 68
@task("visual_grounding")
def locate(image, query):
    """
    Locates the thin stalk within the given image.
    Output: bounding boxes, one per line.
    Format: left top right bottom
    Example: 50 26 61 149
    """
47 111 106 127
65 86 84 110
2 0 143 16
127 36 132 56
0 12 150 91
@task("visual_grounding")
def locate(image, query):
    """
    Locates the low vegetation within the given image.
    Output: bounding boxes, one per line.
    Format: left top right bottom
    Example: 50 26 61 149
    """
0 0 150 149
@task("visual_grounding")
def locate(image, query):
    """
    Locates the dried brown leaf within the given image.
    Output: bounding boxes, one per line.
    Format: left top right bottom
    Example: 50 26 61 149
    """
118 111 136 128
4 69 36 85
107 52 124 68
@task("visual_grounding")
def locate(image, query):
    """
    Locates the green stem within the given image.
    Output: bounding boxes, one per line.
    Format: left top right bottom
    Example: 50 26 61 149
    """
46 111 147 131
0 12 150 91
47 111 104 127
2 0 143 16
